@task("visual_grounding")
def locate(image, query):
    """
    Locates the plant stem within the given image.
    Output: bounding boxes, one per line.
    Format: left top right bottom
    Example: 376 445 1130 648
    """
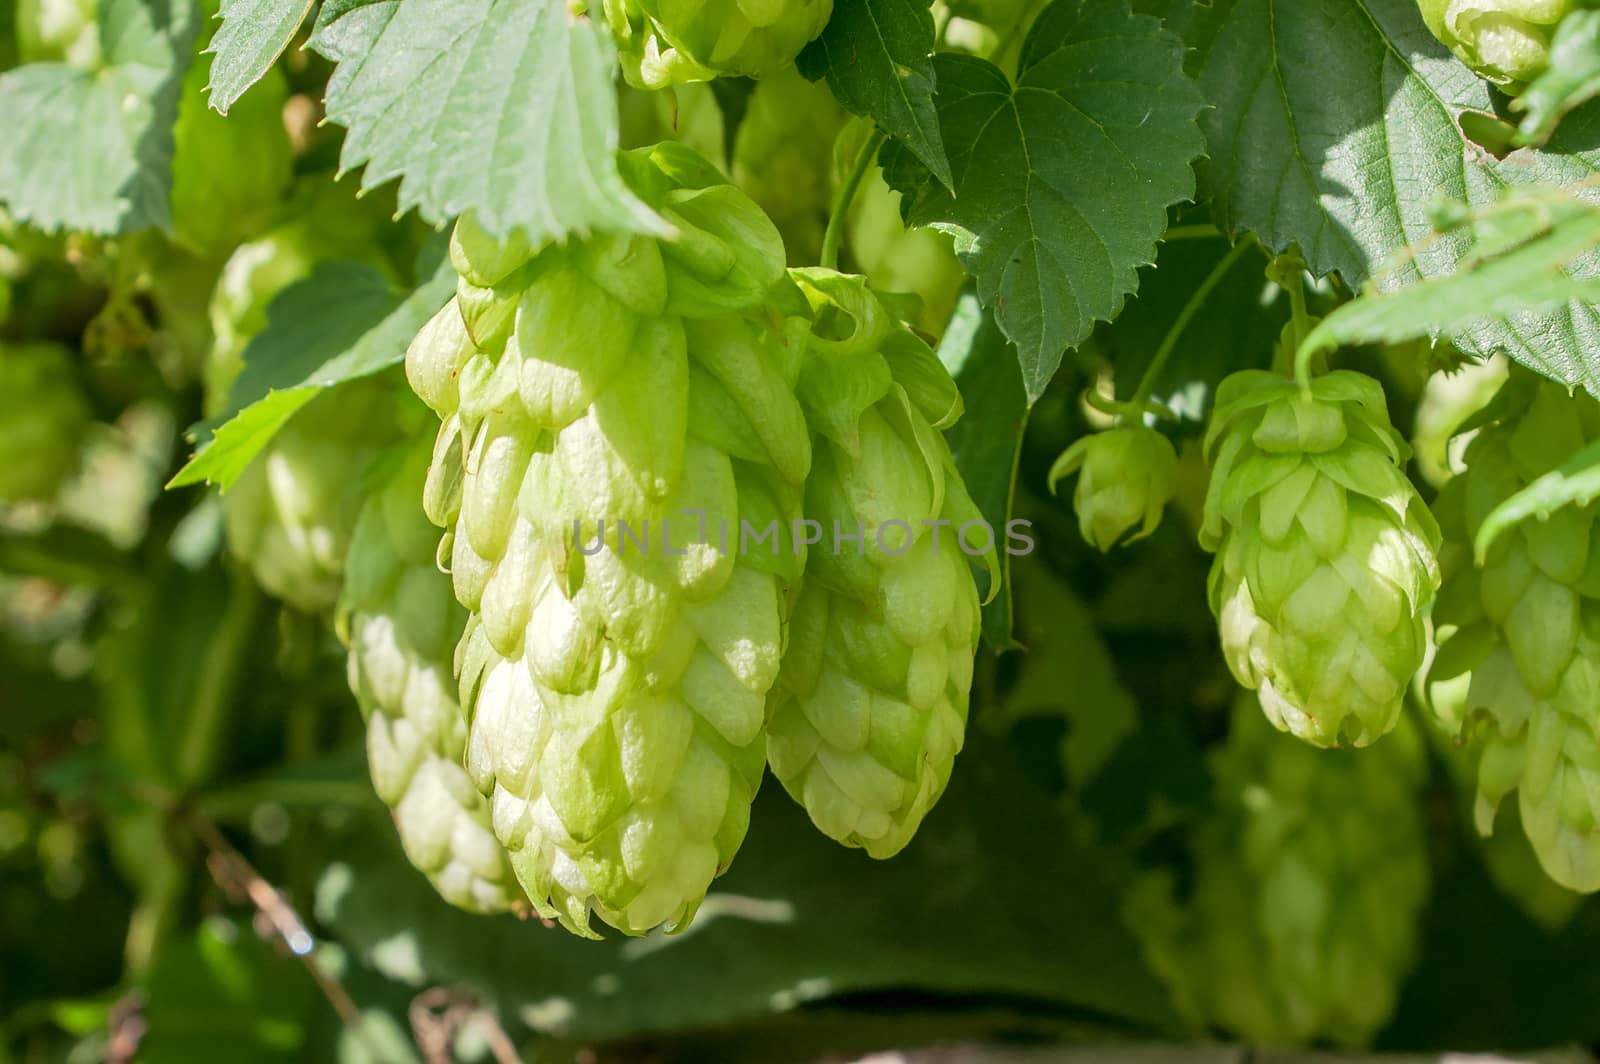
821 128 887 271
1125 237 1255 416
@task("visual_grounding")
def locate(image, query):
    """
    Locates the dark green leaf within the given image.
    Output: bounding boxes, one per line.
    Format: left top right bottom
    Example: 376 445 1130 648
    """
885 1 1204 401
798 0 952 188
1191 0 1600 396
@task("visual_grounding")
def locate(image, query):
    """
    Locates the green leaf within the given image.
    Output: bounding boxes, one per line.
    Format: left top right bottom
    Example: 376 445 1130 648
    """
884 0 1204 402
1474 437 1600 564
204 0 314 115
1191 0 1600 395
319 729 1178 1040
797 0 952 188
938 291 1029 650
1298 191 1600 373
308 0 663 243
1516 11 1600 147
0 0 199 233
169 255 455 490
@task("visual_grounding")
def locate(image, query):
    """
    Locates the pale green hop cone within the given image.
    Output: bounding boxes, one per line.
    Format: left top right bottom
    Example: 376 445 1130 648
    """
0 342 89 503
1427 367 1600 892
603 0 833 87
1418 0 1574 88
1129 696 1429 1048
224 377 405 615
407 143 810 936
1050 424 1180 552
1201 370 1441 747
338 439 521 914
731 66 847 264
764 269 992 859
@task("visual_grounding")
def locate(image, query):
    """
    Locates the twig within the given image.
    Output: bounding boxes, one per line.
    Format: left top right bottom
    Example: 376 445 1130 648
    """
187 808 361 1026
409 987 521 1064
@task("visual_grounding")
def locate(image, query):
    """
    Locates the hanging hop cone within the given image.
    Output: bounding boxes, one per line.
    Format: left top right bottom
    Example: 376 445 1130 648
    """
603 0 833 88
407 143 811 937
1130 696 1429 1048
764 269 992 859
1427 367 1600 893
0 342 90 503
224 377 405 615
1418 0 1574 88
1050 424 1180 552
1201 370 1441 748
338 436 522 914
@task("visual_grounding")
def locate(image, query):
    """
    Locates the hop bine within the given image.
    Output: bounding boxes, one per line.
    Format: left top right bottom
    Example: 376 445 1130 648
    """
1428 367 1600 892
603 0 832 87
765 269 992 860
338 438 522 914
407 142 810 937
1201 370 1442 747
1131 696 1429 1047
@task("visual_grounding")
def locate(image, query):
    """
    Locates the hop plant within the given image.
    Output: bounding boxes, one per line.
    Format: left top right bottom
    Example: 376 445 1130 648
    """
0 342 89 503
1427 367 1600 892
1418 0 1574 88
224 378 404 615
1050 425 1179 551
1201 370 1442 747
407 143 810 936
765 269 989 859
732 67 847 264
338 438 522 914
603 0 833 87
1130 696 1429 1047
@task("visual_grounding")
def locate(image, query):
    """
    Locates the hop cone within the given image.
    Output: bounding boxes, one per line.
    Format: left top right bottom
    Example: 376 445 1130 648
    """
224 378 404 614
765 269 988 859
1418 0 1573 87
16 0 99 67
0 342 89 503
1202 370 1441 747
339 439 521 914
1050 425 1179 552
603 0 832 87
408 143 810 936
732 66 846 264
1428 368 1600 892
1131 696 1429 1047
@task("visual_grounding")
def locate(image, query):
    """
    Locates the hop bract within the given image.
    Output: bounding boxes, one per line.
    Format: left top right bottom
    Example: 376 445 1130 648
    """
338 439 521 914
1050 425 1179 551
1132 696 1429 1047
1418 0 1574 87
408 143 809 937
765 269 990 859
1201 370 1441 747
0 342 89 503
1428 368 1600 892
603 0 832 87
